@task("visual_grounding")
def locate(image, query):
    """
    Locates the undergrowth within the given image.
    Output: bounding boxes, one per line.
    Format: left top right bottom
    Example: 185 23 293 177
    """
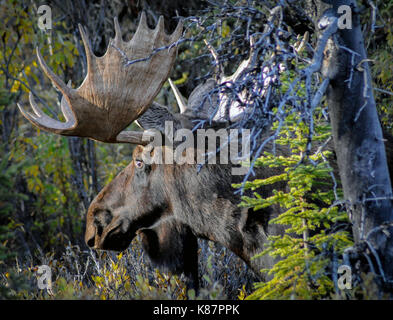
0 237 256 300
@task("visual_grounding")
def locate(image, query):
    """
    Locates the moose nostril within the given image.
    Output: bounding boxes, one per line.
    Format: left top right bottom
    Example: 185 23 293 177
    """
93 210 112 233
87 236 95 248
96 224 104 237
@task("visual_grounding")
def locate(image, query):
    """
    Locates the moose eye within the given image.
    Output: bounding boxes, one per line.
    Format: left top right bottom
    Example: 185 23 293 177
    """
135 159 144 169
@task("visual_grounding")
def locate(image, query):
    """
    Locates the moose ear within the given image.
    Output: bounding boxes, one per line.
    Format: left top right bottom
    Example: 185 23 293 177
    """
136 102 177 132
187 78 218 119
136 102 196 133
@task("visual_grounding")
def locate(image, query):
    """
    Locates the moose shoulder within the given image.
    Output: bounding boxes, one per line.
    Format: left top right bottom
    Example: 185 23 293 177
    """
17 14 393 289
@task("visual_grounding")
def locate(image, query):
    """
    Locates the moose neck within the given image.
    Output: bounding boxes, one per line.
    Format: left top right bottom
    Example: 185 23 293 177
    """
164 162 281 279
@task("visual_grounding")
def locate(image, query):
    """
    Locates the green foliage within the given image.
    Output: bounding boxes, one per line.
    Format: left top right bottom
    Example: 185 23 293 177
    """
7 132 84 250
0 0 86 256
0 0 78 94
366 0 393 133
0 153 26 265
237 112 353 300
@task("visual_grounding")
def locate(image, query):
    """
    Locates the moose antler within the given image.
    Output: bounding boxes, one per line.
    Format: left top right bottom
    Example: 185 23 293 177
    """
18 13 182 144
169 35 258 122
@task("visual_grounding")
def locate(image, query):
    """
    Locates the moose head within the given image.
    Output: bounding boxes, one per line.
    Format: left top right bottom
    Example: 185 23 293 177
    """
18 14 290 288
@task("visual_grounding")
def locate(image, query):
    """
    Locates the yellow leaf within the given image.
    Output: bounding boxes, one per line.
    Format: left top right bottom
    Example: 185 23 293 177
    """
24 65 32 76
221 21 230 38
10 81 20 93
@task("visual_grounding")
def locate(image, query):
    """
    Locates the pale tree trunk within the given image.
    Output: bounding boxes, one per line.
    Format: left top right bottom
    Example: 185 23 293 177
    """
313 0 393 291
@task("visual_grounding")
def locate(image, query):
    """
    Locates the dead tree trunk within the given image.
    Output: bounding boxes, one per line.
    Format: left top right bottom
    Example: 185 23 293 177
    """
317 0 393 290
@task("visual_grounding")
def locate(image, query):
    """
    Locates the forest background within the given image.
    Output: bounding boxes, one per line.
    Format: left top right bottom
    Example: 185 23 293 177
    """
1 0 393 300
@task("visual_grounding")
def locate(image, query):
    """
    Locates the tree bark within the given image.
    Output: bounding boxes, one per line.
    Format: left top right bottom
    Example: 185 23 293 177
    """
318 0 393 289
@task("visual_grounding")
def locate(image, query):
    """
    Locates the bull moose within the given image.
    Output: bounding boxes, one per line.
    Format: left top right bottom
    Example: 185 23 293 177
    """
17 14 393 290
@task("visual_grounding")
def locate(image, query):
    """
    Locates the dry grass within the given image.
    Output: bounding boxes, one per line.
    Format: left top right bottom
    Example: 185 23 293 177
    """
0 236 257 300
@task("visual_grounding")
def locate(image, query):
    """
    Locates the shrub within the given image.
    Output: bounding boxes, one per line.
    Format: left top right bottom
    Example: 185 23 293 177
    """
237 112 353 299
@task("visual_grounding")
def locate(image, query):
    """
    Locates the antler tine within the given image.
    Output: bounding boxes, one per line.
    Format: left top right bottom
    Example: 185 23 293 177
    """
132 11 149 41
17 92 76 132
36 48 74 99
156 15 165 31
170 18 183 43
60 80 77 123
168 78 187 114
222 35 256 84
211 35 258 122
78 24 95 73
114 17 122 42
